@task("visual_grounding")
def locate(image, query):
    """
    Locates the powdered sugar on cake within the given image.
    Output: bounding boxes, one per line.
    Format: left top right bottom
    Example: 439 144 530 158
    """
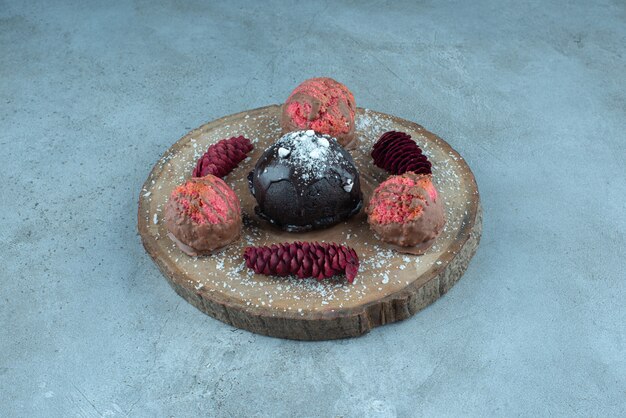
274 130 343 182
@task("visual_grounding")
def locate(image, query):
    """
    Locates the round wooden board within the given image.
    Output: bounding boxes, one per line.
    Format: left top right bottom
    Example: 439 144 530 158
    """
138 105 482 340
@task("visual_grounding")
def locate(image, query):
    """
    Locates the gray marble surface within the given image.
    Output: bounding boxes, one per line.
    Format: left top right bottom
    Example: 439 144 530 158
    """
1 0 625 416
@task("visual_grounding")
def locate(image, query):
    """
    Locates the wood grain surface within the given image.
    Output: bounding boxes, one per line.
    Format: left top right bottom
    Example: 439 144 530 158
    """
138 105 481 340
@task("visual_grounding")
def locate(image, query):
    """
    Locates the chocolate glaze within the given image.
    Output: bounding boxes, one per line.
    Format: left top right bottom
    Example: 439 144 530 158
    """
249 131 363 232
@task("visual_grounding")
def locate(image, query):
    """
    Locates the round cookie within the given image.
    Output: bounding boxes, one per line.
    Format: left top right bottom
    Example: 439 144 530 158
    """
165 175 241 256
366 173 445 254
281 77 357 149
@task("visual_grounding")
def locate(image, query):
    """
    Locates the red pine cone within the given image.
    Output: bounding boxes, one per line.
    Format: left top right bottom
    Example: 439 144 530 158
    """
371 131 432 175
192 135 253 178
244 242 359 283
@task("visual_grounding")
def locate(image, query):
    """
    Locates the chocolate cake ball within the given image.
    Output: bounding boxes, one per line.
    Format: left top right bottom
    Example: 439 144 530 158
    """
165 175 242 256
248 130 363 232
366 173 445 254
281 77 357 149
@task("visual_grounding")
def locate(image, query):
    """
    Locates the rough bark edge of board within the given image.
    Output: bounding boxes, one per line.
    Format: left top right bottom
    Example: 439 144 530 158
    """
142 204 481 340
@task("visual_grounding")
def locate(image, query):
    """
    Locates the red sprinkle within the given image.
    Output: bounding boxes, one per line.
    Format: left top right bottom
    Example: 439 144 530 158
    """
170 175 239 225
368 173 438 225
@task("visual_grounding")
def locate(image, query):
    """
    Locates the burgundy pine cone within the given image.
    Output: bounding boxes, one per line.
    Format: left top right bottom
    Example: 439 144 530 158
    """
244 242 359 283
192 135 253 178
371 131 432 175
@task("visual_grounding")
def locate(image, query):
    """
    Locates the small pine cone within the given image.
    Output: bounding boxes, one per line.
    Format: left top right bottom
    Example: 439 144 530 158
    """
192 135 253 178
371 131 432 175
243 242 359 283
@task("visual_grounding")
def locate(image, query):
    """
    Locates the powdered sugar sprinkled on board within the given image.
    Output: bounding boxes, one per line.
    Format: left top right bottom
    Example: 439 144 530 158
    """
139 107 477 312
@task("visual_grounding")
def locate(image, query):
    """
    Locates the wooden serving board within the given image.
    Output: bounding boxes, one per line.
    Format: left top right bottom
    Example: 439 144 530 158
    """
138 105 481 340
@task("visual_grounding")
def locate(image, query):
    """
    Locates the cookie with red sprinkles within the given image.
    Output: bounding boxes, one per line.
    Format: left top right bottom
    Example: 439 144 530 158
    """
164 175 241 256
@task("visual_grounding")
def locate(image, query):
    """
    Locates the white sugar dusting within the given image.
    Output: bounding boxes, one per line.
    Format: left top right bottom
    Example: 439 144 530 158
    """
309 148 322 159
141 109 472 312
274 130 351 182
343 178 354 192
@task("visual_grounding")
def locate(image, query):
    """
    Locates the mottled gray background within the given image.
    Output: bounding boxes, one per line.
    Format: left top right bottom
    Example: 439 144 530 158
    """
1 0 625 416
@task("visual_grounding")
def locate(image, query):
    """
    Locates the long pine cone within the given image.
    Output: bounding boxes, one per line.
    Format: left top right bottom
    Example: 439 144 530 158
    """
371 131 432 175
244 242 359 283
193 135 253 178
